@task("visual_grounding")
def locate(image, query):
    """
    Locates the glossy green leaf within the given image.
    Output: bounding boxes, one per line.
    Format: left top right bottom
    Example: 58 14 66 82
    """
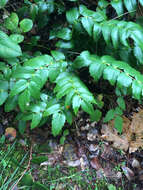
56 28 72 40
52 112 66 136
66 7 79 24
4 96 18 112
43 104 61 116
111 0 124 16
0 91 8 105
18 89 30 112
81 17 94 36
10 34 24 44
10 79 27 97
117 73 132 88
0 30 22 58
20 18 33 33
72 95 81 114
124 0 137 13
56 40 74 49
103 66 120 85
132 80 142 100
51 50 65 61
0 0 8 8
31 113 42 129
5 12 19 31
24 55 53 68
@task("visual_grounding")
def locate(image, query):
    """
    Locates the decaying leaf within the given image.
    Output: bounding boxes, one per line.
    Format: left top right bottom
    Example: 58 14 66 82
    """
5 127 16 141
101 110 143 153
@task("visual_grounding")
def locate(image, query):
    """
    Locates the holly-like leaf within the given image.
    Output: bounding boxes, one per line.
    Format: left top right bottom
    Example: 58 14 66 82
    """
114 115 123 133
52 112 66 136
31 113 42 129
0 30 22 58
10 79 27 97
103 109 115 122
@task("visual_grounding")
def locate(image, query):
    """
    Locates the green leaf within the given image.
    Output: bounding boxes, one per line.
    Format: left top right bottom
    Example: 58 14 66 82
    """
139 0 143 6
64 110 73 125
114 106 123 115
111 26 119 49
81 101 94 115
72 95 81 114
94 109 102 122
124 0 137 13
0 0 8 9
0 30 22 58
31 113 42 129
103 66 120 85
133 46 143 64
81 17 94 36
0 91 8 105
20 18 33 33
24 55 53 68
132 80 142 100
29 81 40 99
31 156 48 164
114 115 123 133
103 109 115 122
93 23 101 41
13 66 34 79
73 51 92 68
111 0 124 16
10 34 24 44
43 104 61 116
5 12 19 31
4 96 18 112
51 50 65 61
117 73 132 88
52 112 66 136
0 80 8 90
56 28 72 40
10 79 27 97
117 97 125 110
56 40 74 49
18 120 27 135
102 22 111 44
89 59 106 81
18 89 30 112
66 7 79 24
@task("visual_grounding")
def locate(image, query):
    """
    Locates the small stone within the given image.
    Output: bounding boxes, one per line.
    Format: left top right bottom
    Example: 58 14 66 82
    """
131 158 140 168
88 144 99 152
116 172 122 179
87 129 98 141
66 159 80 167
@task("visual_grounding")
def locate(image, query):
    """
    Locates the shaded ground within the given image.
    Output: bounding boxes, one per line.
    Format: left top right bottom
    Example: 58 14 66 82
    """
1 105 143 190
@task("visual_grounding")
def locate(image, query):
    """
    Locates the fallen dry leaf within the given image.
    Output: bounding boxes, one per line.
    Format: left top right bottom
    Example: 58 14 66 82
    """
5 127 16 141
101 110 143 153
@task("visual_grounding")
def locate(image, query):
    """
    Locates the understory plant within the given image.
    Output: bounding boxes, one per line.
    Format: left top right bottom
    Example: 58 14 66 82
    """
0 0 143 136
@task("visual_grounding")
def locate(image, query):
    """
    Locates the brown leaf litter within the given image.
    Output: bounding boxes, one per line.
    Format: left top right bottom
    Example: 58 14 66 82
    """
101 109 143 153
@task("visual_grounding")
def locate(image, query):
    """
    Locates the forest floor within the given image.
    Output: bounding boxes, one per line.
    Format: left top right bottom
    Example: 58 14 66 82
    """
1 100 143 190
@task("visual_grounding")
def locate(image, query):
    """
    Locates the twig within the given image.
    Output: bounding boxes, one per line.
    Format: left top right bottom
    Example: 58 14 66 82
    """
111 10 136 20
11 145 33 190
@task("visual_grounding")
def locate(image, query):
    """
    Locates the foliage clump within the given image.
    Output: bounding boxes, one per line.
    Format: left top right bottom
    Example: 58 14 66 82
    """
0 0 143 135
